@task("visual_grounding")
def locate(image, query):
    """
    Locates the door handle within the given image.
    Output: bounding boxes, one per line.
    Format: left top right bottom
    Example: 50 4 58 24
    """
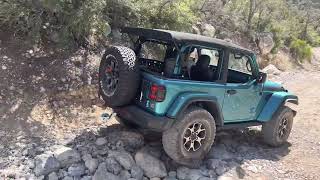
227 89 237 95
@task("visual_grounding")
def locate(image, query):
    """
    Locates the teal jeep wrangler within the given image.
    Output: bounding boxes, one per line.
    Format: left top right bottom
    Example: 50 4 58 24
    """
99 27 298 165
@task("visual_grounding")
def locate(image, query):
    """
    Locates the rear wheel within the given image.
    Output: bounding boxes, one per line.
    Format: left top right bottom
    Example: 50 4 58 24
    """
162 107 216 167
262 106 294 146
99 46 140 107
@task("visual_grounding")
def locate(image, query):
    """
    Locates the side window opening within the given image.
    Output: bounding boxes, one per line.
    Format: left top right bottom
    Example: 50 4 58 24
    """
138 41 179 76
227 53 253 83
186 47 222 82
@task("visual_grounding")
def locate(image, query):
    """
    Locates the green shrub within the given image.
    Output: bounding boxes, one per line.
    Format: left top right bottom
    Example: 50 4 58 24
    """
0 0 111 47
290 39 313 62
0 0 198 47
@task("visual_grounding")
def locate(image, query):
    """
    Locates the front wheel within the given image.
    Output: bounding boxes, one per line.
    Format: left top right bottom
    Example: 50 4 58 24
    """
162 107 216 167
262 106 294 146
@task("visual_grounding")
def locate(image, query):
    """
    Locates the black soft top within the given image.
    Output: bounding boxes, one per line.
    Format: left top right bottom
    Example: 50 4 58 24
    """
122 27 254 54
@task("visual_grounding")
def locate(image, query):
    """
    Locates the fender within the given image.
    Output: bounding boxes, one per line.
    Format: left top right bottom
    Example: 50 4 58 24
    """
166 92 224 126
257 91 298 122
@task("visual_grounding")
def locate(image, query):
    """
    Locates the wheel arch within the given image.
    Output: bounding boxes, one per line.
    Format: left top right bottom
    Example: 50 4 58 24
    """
166 93 224 126
257 92 298 122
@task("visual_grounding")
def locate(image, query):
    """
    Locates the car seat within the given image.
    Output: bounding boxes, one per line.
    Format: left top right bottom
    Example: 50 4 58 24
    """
190 55 214 81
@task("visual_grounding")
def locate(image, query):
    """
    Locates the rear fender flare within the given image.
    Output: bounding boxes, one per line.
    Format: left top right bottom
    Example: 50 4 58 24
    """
257 92 298 122
166 92 224 126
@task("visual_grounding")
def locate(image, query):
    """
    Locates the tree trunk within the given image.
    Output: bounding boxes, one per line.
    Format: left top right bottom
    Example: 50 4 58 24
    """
247 0 256 33
301 13 310 40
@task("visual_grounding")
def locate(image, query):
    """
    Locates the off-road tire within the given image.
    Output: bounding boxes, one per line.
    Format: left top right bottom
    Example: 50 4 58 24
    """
99 46 140 107
262 106 294 147
162 107 216 167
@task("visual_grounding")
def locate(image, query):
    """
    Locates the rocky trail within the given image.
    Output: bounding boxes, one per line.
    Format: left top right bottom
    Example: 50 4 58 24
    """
0 33 320 180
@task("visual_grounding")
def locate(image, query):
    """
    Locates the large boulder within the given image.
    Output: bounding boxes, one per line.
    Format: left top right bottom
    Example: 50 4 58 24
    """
192 25 201 35
34 153 61 176
262 64 282 75
135 148 167 178
256 32 275 55
207 144 234 160
177 167 206 180
108 150 136 170
106 131 144 150
131 165 144 180
93 163 121 180
51 145 81 167
67 163 86 177
201 24 216 37
105 157 122 175
82 154 99 173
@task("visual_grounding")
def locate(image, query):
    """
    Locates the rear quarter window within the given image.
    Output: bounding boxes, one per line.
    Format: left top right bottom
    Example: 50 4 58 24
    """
140 42 167 62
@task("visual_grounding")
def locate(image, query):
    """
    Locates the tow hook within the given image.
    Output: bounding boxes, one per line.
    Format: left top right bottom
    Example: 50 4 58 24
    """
101 112 117 121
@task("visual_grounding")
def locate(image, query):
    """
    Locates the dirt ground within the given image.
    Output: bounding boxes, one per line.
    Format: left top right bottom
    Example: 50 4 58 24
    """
0 32 320 179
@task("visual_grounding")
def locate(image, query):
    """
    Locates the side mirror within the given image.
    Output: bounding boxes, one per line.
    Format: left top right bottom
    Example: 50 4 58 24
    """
257 72 267 83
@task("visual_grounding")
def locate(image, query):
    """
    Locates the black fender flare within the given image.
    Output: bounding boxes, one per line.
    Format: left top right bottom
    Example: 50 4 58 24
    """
167 96 224 126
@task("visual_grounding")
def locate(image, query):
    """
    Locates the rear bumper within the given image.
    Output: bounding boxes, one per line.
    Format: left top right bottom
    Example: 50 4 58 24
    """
114 106 175 132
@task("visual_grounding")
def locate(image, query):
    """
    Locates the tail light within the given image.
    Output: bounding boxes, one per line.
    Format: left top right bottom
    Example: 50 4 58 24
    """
148 84 166 102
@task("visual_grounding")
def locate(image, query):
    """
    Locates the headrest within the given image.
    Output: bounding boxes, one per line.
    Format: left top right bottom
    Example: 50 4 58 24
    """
196 55 211 68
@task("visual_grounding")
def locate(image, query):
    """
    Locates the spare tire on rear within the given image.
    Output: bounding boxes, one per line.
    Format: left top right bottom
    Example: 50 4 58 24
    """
99 46 140 107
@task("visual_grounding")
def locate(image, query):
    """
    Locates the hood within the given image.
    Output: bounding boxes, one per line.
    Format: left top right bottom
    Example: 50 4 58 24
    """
263 81 286 92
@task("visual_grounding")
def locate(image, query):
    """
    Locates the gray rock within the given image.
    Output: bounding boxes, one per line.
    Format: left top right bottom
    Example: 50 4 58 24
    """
107 131 144 150
68 163 85 177
177 167 189 180
52 145 81 167
199 178 215 180
150 178 161 180
95 137 107 146
131 165 144 180
27 160 35 169
208 170 217 178
187 169 205 180
62 176 73 180
141 146 162 159
81 176 92 180
164 177 178 180
34 153 60 176
256 32 275 55
207 159 229 176
207 144 234 160
262 64 282 76
216 165 228 176
57 169 68 179
246 165 258 173
217 176 234 180
192 25 201 35
48 172 59 180
168 171 177 178
82 154 98 173
93 163 121 180
177 167 208 180
207 159 221 170
201 24 216 37
135 149 167 178
119 170 131 180
105 157 122 175
108 150 135 170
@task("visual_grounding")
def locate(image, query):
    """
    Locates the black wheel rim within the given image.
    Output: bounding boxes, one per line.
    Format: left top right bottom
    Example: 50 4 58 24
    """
102 56 119 96
183 122 206 152
278 117 289 139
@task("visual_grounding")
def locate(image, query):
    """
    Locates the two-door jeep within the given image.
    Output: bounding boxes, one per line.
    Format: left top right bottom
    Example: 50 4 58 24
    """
98 27 298 166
